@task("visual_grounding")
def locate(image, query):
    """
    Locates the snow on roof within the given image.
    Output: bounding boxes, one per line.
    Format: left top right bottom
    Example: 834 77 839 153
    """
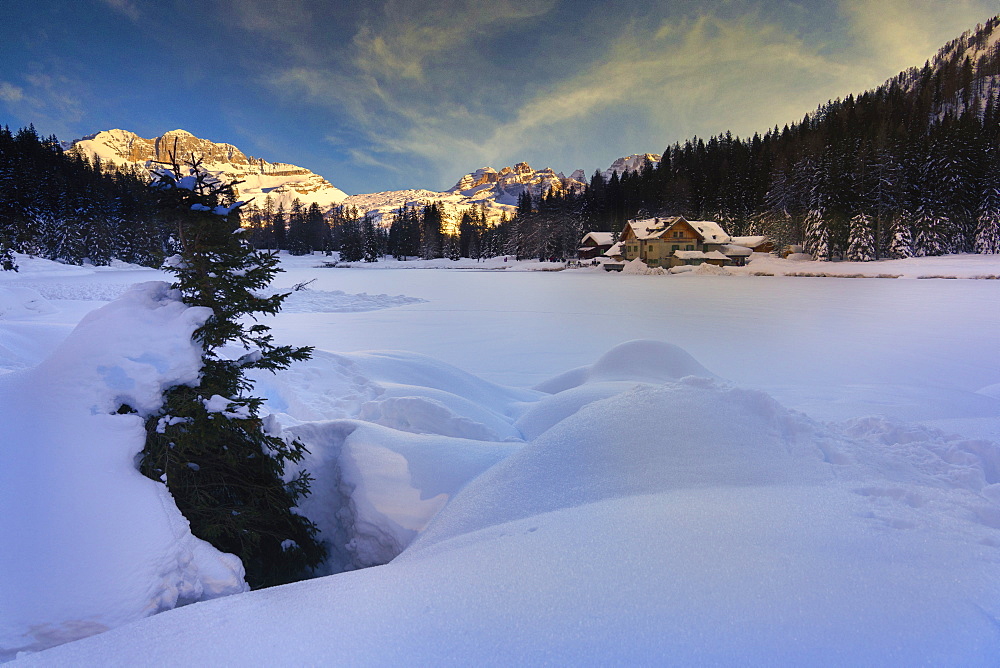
720 244 753 256
674 250 708 260
687 220 731 243
731 236 767 248
604 242 623 256
703 250 731 261
581 232 614 247
626 217 731 244
626 217 682 240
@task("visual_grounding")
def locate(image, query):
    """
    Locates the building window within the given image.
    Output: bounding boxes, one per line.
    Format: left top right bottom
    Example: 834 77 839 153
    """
686 244 694 251
672 245 679 251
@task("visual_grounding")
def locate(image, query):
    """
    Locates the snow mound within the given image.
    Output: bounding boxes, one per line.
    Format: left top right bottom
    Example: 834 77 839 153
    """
692 262 730 275
410 377 834 547
534 339 715 394
0 282 247 661
248 348 540 573
288 420 518 573
0 287 56 319
621 258 666 275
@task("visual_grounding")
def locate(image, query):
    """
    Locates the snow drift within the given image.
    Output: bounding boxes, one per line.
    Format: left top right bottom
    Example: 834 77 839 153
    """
17 337 1000 665
0 283 248 660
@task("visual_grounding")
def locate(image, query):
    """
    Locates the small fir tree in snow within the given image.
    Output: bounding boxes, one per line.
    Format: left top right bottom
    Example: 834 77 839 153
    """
0 234 16 271
887 212 914 259
846 213 876 261
803 209 830 260
138 155 325 589
975 178 1000 253
913 204 948 256
362 212 381 262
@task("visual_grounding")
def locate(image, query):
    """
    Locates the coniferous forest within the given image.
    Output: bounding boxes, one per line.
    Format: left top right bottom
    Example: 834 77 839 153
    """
3 17 1000 267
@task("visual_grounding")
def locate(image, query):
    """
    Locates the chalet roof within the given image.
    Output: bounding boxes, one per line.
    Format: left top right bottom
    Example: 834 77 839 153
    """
731 235 768 248
625 216 731 244
673 250 708 260
720 244 753 256
605 241 623 257
624 216 692 240
581 232 614 247
686 220 731 244
703 250 730 260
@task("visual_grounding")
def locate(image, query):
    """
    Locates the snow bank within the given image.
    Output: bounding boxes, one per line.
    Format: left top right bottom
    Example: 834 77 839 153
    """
0 282 247 660
248 348 541 573
621 258 666 275
23 340 1000 665
735 250 1000 278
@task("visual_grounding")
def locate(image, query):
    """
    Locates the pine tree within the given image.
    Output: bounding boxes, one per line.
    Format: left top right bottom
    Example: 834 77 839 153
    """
138 156 325 589
0 233 16 271
362 212 381 262
338 206 365 262
803 208 830 259
887 212 914 258
975 156 1000 253
846 213 876 261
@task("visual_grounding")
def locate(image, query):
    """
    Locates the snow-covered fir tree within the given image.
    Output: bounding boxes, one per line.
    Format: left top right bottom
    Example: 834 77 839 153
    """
975 169 1000 253
887 212 914 258
138 156 325 589
804 208 830 260
913 203 948 256
846 213 876 261
362 212 381 262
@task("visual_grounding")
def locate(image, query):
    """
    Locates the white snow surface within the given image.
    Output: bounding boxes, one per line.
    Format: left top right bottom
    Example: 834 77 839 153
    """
4 251 1000 664
0 282 248 661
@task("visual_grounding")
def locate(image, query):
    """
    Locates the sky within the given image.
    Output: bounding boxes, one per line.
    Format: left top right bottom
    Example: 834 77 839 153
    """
1 0 998 195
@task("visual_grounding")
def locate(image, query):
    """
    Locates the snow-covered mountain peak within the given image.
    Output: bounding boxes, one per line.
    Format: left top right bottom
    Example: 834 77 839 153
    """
602 153 661 180
447 161 586 204
69 129 349 209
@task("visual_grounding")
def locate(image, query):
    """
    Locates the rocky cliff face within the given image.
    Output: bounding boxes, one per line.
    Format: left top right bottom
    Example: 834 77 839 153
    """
69 129 348 209
448 161 587 204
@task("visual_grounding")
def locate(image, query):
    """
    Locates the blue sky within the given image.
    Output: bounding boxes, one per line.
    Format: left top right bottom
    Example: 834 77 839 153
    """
1 0 997 194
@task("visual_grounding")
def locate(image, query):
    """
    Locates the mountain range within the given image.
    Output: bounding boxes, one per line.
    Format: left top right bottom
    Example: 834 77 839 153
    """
68 129 659 223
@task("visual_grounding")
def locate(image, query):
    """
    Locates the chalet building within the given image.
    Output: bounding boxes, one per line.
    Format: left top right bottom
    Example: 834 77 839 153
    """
618 216 735 268
579 232 614 259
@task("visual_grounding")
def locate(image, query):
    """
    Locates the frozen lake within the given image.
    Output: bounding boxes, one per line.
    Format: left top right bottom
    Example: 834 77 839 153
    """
269 262 1000 435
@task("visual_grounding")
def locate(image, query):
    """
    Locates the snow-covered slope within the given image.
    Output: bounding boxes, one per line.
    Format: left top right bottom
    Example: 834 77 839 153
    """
69 129 349 211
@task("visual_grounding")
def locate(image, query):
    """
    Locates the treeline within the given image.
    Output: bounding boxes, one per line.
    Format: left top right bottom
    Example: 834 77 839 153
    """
571 16 1000 259
240 194 581 263
0 125 167 270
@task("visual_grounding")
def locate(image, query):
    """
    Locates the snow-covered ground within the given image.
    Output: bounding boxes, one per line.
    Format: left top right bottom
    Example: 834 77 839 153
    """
3 251 1000 664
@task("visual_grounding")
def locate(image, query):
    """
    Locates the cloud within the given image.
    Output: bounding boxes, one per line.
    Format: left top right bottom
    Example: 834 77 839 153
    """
840 0 1000 73
463 12 869 166
0 70 84 137
266 0 1000 192
351 0 558 82
0 82 25 103
98 0 140 21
